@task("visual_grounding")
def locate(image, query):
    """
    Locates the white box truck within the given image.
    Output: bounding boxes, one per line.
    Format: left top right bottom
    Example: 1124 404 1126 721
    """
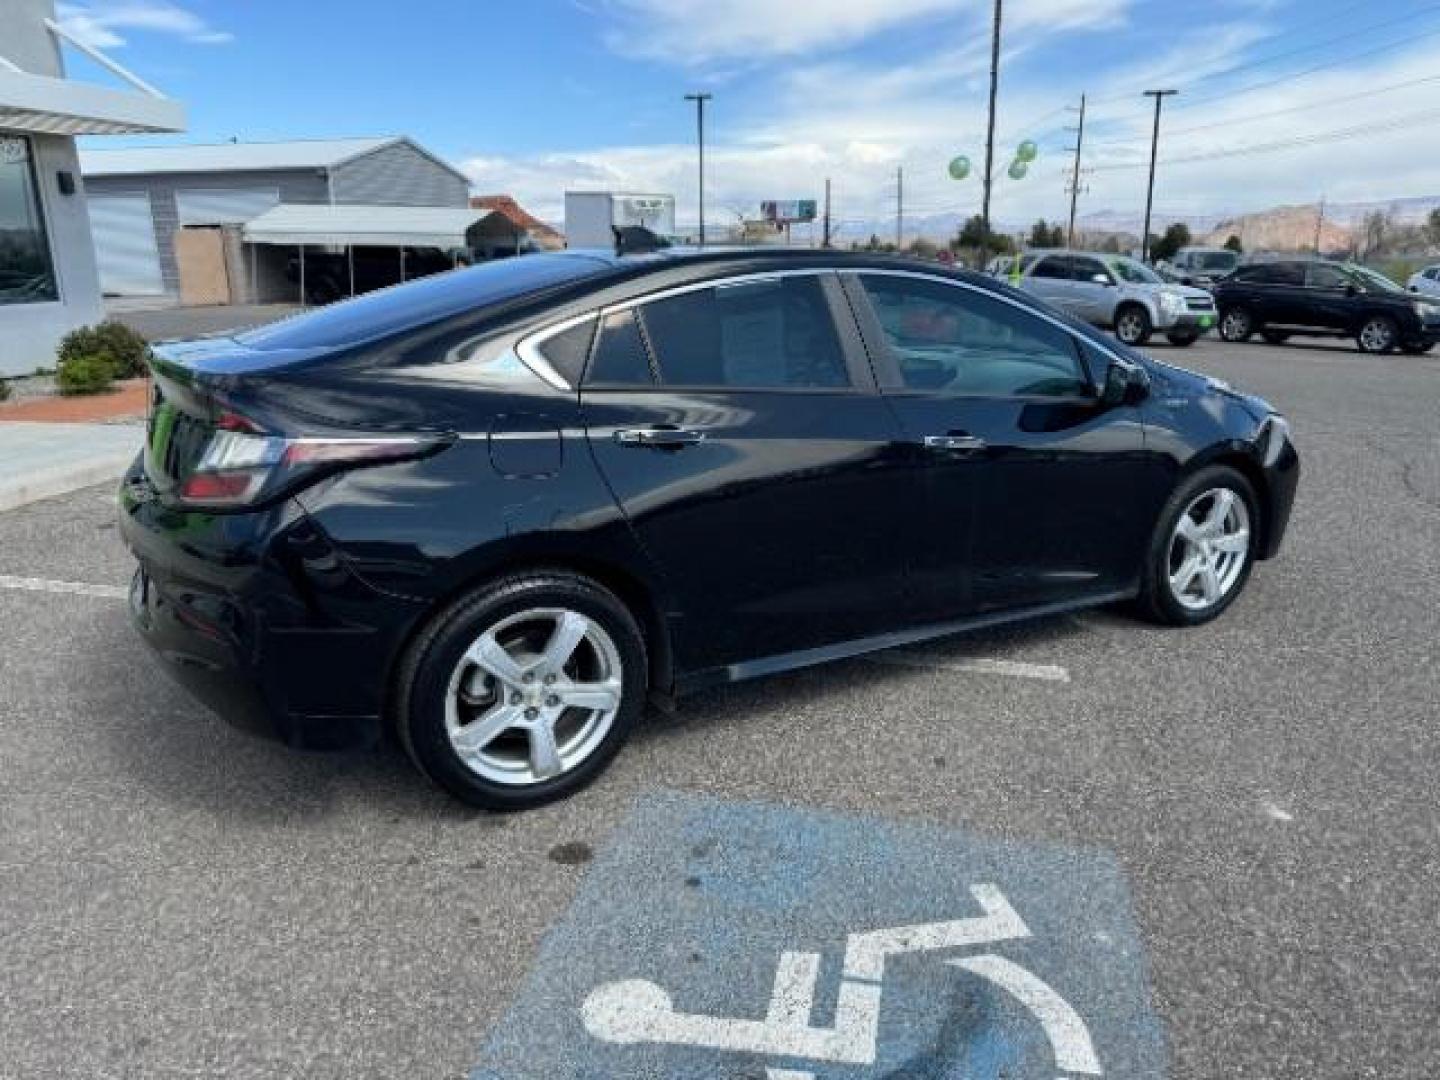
564 192 676 248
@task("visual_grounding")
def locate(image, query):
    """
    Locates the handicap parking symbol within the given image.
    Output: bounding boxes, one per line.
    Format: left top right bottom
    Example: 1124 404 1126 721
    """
472 792 1167 1079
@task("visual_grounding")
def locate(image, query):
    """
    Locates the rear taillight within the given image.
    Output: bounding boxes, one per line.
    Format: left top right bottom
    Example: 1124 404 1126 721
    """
178 425 443 508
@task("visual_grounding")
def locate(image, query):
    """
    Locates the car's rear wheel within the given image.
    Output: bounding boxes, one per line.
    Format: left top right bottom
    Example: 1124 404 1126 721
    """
1357 316 1397 354
1261 330 1290 345
1219 307 1253 342
1138 466 1258 626
396 572 647 809
1114 304 1152 347
1401 342 1432 355
1166 331 1199 347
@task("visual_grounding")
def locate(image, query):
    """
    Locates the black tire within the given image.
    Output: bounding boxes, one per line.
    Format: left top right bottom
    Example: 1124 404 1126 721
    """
1136 465 1259 627
1261 330 1290 345
395 572 648 809
1219 307 1253 342
1114 304 1152 347
1166 332 1199 347
1401 342 1433 355
1356 315 1397 354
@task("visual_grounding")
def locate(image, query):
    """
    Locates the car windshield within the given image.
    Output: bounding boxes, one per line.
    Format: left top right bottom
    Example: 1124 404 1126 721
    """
1347 265 1405 294
1108 257 1163 284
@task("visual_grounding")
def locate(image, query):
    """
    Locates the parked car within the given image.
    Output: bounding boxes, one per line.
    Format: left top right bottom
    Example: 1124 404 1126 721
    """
1213 259 1440 354
1406 264 1440 298
1017 250 1217 346
1164 247 1241 287
120 249 1298 809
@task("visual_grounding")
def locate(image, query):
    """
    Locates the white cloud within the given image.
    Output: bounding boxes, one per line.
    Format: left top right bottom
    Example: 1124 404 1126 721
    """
596 0 960 63
55 2 233 48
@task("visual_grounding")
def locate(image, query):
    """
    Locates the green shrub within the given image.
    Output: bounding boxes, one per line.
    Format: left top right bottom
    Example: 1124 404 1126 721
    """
57 354 116 396
0 379 11 403
56 321 151 380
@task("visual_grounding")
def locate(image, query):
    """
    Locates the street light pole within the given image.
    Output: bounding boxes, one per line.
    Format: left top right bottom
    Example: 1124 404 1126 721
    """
980 0 1003 269
684 92 712 246
1140 89 1176 263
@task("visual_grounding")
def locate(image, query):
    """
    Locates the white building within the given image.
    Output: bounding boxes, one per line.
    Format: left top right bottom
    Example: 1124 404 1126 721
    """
0 0 185 376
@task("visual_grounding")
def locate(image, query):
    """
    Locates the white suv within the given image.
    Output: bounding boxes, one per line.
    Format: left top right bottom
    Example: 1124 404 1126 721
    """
1017 250 1217 347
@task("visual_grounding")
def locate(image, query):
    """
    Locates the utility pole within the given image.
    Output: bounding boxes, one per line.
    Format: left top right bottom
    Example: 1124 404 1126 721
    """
1140 89 1177 263
1066 93 1087 249
980 0 1003 268
895 166 904 250
822 177 833 248
1314 194 1326 254
684 92 712 246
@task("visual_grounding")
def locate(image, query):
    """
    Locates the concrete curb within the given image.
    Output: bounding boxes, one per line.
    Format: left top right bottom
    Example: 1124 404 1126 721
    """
0 452 135 512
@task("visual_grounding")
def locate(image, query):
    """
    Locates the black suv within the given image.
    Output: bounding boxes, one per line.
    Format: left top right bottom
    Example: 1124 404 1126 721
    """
1213 259 1440 354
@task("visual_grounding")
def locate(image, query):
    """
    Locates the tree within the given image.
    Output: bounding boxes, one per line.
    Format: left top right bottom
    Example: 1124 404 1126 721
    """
955 215 1014 254
1360 210 1392 258
1097 234 1123 254
1150 222 1192 263
1223 234 1244 254
907 236 939 259
1423 208 1440 251
1029 219 1064 248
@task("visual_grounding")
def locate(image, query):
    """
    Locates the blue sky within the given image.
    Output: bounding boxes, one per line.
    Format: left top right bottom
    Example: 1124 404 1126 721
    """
62 0 1440 233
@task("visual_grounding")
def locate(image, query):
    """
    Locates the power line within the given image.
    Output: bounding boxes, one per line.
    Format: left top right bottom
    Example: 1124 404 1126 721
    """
1088 105 1440 172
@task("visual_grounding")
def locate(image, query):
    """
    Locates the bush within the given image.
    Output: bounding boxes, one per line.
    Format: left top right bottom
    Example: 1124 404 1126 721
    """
56 321 151 380
0 379 11 403
57 354 116 396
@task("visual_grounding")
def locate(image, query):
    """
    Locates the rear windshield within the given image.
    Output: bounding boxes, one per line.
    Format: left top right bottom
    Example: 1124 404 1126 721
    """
236 253 611 351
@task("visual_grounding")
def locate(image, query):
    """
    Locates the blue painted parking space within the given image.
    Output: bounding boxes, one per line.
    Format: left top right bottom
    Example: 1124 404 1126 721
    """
473 792 1166 1079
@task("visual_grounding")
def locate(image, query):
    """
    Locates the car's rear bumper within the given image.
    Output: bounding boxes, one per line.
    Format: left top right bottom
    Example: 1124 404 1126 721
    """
118 460 425 750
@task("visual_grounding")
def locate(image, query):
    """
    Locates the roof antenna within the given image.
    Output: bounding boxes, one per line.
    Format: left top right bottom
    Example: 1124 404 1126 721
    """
614 226 669 255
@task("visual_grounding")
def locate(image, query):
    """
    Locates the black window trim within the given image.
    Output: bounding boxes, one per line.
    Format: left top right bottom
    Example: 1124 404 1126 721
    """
577 268 875 395
842 268 1117 401
516 310 598 390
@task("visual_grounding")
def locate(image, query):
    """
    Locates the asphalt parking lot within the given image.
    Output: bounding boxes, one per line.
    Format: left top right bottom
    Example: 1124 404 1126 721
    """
2 336 1437 1078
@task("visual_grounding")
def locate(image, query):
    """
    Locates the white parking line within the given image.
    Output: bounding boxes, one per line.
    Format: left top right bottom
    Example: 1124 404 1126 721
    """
866 651 1072 683
0 574 127 601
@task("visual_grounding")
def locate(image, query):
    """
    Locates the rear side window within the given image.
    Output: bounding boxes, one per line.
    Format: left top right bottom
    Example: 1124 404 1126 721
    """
1231 265 1271 284
1307 263 1349 289
859 275 1089 398
1030 256 1069 280
533 318 596 386
586 309 654 386
1071 256 1110 283
1271 263 1305 286
638 276 850 389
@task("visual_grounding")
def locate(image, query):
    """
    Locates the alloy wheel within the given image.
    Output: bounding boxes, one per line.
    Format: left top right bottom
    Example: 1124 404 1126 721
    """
1116 310 1146 344
1220 309 1251 342
1166 488 1251 612
444 607 624 786
1359 318 1395 353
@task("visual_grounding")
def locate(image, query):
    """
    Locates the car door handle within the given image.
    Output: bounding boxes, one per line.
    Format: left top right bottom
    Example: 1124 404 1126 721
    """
615 427 706 448
923 434 987 452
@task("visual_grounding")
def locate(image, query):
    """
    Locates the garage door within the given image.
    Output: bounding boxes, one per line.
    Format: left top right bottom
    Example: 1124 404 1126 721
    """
176 188 280 226
89 194 166 296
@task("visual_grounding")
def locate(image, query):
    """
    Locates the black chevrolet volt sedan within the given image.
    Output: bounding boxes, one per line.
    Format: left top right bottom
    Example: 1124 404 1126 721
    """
120 248 1299 808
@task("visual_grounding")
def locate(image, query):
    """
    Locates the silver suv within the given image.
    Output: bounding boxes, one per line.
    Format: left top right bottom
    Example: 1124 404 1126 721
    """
1017 250 1217 347
1165 246 1240 287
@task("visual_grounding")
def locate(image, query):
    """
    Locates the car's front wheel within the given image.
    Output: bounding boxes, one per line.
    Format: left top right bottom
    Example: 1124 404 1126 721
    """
1138 466 1258 626
1114 304 1152 346
1166 331 1199 347
1402 342 1434 355
1219 307 1253 342
1357 316 1397 354
396 572 647 809
1261 330 1290 345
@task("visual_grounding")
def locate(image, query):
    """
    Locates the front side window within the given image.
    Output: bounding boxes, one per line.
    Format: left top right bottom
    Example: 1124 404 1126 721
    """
1271 263 1305 286
1109 257 1162 285
859 275 1090 398
1071 256 1112 284
637 275 850 389
1029 256 1070 280
0 135 58 305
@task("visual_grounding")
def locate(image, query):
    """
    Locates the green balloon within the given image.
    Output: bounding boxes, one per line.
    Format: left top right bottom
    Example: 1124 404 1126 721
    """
1015 139 1038 163
948 155 971 180
1008 159 1029 180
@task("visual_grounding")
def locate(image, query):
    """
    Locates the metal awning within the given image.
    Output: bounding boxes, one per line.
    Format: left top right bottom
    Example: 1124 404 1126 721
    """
0 66 184 135
242 204 503 248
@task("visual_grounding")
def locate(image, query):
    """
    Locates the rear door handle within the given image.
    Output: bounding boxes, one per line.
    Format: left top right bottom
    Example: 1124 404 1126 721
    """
923 434 987 452
615 427 706 448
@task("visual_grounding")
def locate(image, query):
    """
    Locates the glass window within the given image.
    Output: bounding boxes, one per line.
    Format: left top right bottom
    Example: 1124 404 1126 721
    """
638 275 850 389
1071 256 1111 284
1029 255 1070 280
585 308 654 386
1270 263 1305 286
1109 257 1162 285
1348 265 1405 294
0 135 58 304
534 317 596 386
1307 263 1349 289
859 275 1089 398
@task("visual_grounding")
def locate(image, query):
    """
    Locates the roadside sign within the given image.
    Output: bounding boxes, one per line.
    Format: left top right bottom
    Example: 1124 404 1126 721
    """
762 200 819 224
471 792 1166 1078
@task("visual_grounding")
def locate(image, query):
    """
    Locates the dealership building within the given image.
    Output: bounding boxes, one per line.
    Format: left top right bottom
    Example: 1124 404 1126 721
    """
0 0 185 376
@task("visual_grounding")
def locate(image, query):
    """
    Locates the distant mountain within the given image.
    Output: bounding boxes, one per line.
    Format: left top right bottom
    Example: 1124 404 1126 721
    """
1201 205 1352 254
